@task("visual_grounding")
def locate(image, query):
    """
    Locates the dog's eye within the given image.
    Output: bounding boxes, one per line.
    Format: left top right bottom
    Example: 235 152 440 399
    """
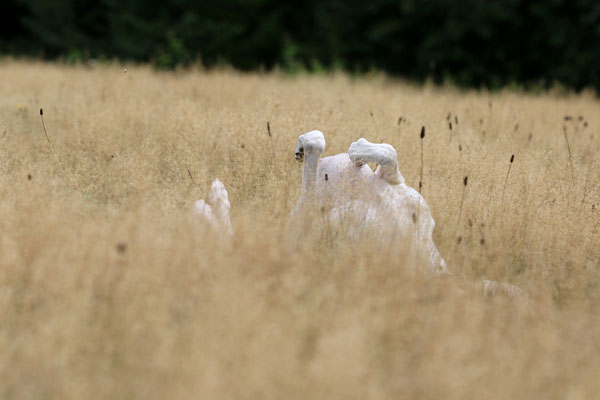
299 147 304 153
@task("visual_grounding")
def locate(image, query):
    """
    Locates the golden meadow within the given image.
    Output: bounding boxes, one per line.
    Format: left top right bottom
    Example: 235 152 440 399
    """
0 60 598 399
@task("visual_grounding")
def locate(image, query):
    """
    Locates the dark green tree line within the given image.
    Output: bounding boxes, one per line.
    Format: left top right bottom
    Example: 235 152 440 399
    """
1 0 599 91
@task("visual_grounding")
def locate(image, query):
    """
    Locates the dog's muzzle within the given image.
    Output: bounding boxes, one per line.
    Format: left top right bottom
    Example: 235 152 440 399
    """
295 148 304 162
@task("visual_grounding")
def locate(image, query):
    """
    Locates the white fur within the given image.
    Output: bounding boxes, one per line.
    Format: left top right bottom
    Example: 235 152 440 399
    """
191 132 526 298
194 178 232 235
477 280 528 298
292 130 448 275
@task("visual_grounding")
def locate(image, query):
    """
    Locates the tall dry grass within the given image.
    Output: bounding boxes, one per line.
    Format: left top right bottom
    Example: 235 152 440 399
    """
0 60 599 399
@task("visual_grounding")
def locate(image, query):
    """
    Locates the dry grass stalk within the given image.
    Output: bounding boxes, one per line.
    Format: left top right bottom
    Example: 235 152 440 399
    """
267 120 276 162
501 154 515 226
455 175 468 236
563 125 575 184
502 154 515 202
39 107 54 151
419 126 425 193
187 168 197 185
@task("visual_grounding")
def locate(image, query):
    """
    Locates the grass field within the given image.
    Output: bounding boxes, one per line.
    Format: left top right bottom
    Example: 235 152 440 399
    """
0 60 599 399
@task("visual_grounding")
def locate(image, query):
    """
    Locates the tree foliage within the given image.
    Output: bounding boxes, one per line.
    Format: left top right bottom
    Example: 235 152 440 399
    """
2 0 599 91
